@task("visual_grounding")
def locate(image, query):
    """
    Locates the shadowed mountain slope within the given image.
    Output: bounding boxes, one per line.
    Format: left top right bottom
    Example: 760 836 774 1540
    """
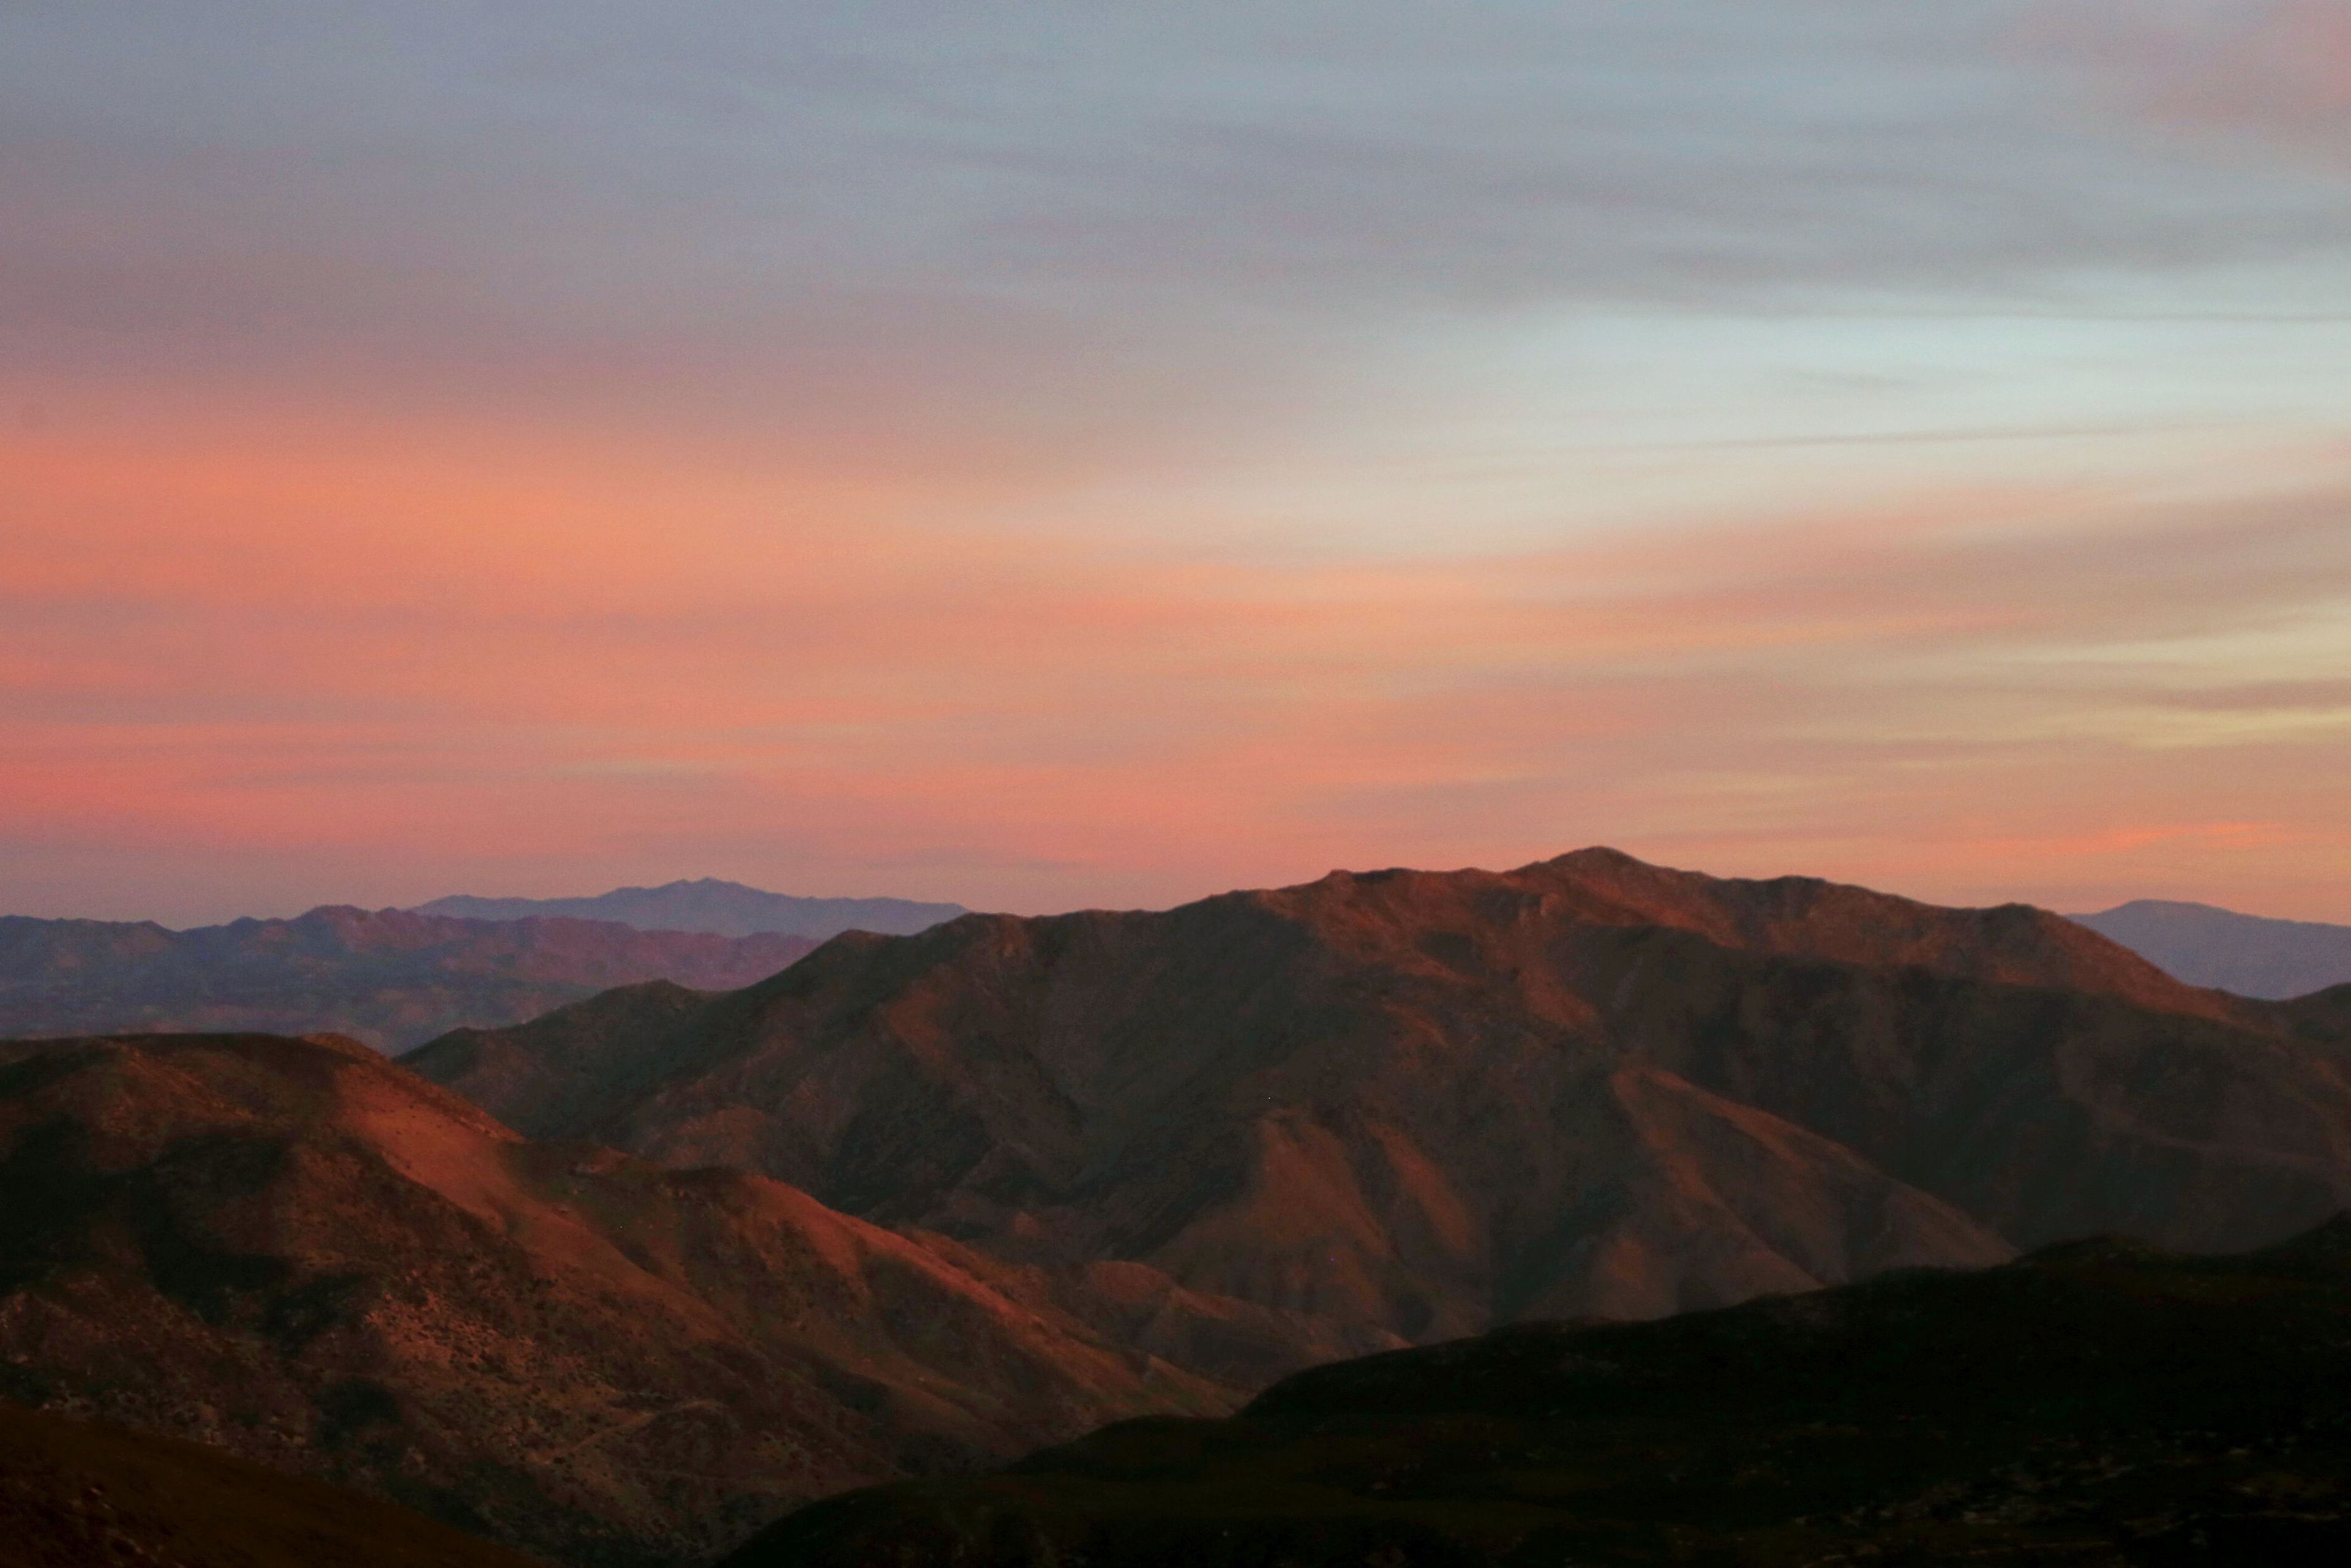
415 879 966 939
730 1220 2351 1567
0 906 814 1051
0 1031 1245 1566
408 847 2351 1345
2074 898 2351 1000
0 1397 540 1568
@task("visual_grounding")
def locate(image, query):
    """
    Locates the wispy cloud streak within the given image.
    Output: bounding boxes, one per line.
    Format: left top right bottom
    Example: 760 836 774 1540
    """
2 3 2349 920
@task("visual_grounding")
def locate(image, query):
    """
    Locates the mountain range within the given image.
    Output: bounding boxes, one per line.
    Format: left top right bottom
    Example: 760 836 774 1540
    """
7 847 2351 1564
411 849 2351 1343
8 874 2339 1063
0 906 817 1051
413 878 967 939
2072 898 2351 1000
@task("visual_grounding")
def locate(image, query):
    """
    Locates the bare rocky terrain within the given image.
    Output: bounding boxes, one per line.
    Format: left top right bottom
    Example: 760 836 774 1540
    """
0 1030 1276 1565
410 849 2351 1343
12 849 2351 1566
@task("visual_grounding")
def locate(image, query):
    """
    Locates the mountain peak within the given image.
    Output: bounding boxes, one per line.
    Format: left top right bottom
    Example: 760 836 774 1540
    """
2071 898 2351 999
1248 847 2222 1021
1537 843 1646 867
410 881 966 939
413 847 2351 1370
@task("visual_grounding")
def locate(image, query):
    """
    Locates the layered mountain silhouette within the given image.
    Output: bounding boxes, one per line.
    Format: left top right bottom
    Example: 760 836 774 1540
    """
733 1220 2351 1566
0 906 816 1051
411 848 2351 1348
2073 897 2351 1000
0 1030 1288 1566
0 1397 538 1568
15 849 2351 1567
414 878 967 939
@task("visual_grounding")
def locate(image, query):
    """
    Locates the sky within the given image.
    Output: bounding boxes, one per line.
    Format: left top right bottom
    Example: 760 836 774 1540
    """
5 1 2351 925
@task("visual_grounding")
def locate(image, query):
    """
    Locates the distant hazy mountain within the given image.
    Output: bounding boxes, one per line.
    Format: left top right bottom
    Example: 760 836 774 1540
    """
413 877 966 939
2070 899 2351 1000
0 906 816 1050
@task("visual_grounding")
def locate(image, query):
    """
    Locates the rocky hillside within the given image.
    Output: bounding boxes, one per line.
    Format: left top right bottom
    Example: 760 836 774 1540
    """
0 1030 1265 1566
0 1397 539 1568
0 906 815 1050
411 847 2351 1345
728 1219 2351 1566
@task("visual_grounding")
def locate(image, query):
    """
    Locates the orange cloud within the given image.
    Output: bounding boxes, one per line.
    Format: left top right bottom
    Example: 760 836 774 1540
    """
5 389 2350 924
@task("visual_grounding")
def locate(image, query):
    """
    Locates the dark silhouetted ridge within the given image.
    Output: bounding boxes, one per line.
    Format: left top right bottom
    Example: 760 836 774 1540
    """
727 1218 2351 1566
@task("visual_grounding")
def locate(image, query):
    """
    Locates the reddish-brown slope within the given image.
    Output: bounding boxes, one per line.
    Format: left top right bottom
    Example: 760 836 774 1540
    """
0 1398 540 1568
1555 922 2351 1250
419 850 2233 1343
0 1032 1229 1567
0 907 816 1051
1470 847 2235 1016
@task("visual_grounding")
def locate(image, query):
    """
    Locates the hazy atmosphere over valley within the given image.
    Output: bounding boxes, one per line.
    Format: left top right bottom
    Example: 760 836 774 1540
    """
6 4 2351 1566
